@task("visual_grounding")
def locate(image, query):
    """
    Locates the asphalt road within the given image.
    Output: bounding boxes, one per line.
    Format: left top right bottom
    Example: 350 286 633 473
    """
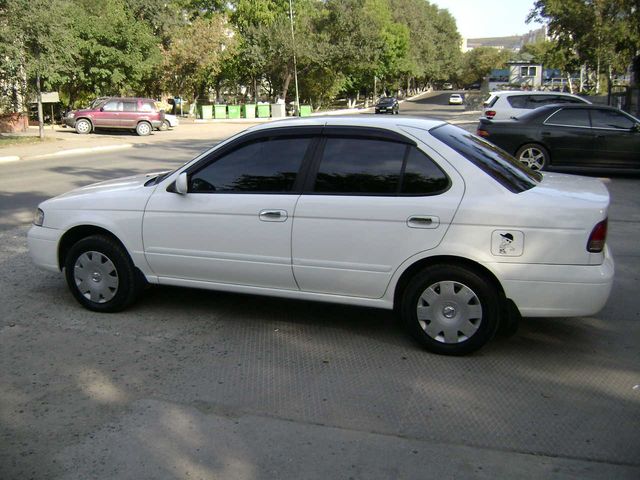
1 93 639 479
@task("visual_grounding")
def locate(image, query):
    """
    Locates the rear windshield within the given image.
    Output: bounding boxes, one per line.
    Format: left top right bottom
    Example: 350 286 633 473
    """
430 124 541 193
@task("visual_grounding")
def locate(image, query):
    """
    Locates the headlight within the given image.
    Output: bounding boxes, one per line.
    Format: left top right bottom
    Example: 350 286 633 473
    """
33 208 44 226
67 112 75 119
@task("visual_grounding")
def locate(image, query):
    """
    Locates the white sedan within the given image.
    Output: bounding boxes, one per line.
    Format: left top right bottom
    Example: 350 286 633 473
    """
158 113 179 131
28 117 614 355
448 93 463 105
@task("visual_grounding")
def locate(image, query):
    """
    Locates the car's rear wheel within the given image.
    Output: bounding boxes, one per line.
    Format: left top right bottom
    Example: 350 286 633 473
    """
75 119 92 135
136 121 152 136
64 235 142 312
516 143 549 171
159 120 170 131
401 265 500 355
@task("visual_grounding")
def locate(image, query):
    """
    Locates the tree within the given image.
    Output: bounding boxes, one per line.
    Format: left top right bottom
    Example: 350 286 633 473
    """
1 0 76 138
459 47 511 86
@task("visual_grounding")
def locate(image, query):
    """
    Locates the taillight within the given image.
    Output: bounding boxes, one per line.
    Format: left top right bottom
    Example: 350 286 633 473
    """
476 129 490 137
485 110 496 119
587 219 608 253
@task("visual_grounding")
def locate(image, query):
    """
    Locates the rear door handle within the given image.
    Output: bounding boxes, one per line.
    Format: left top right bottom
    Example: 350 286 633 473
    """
259 209 288 222
407 216 439 229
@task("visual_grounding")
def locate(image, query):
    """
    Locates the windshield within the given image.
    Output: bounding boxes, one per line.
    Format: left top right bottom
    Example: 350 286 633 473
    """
430 124 542 193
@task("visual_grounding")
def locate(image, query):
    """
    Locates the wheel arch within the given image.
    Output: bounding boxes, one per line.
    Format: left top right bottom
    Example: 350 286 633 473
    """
514 141 552 164
392 255 507 312
58 225 130 271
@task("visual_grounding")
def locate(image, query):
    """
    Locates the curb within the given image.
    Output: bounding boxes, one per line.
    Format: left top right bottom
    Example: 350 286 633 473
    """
25 144 134 161
0 155 20 163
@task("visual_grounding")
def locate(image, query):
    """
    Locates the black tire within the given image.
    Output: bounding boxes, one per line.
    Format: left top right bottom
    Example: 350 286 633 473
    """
64 235 142 312
400 265 500 355
515 143 549 171
136 121 152 136
159 120 170 131
75 118 92 135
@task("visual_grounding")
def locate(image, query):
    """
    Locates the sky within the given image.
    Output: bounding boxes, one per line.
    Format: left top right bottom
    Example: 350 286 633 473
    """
429 0 545 39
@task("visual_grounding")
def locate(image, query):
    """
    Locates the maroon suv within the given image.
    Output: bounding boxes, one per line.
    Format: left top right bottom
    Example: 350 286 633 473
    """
64 97 164 136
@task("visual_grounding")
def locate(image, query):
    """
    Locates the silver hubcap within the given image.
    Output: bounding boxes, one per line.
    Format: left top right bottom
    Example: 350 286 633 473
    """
416 281 482 344
138 123 150 135
519 147 545 170
77 121 90 133
74 251 119 303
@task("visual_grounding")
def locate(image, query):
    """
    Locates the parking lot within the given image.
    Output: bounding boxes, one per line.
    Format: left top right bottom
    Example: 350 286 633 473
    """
1 97 639 479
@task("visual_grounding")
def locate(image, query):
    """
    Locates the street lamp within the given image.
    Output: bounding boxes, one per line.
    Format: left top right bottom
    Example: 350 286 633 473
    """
288 0 301 116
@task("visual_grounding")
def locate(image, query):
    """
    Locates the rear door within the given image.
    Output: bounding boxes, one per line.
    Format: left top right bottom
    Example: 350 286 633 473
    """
291 128 464 298
589 108 640 169
541 107 595 167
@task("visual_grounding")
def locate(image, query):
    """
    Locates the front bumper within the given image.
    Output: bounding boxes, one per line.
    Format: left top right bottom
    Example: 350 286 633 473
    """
28 225 63 273
64 117 76 128
489 246 615 317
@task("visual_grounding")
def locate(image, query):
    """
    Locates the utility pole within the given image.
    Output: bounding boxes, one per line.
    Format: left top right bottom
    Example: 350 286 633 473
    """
288 0 300 116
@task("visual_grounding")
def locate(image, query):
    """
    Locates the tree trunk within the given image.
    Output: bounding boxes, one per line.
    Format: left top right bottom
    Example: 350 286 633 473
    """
36 72 44 140
566 73 574 94
281 72 292 102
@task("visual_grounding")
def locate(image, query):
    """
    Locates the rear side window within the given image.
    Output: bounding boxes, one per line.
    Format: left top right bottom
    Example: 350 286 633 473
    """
430 124 541 193
545 108 590 127
506 95 528 108
139 102 155 112
590 109 636 129
314 138 405 194
190 137 310 193
484 95 499 108
312 138 449 196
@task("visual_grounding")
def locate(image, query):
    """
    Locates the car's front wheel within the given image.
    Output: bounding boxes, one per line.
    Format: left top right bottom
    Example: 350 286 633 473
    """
75 119 92 135
515 143 549 171
136 121 152 136
401 265 500 355
64 235 142 312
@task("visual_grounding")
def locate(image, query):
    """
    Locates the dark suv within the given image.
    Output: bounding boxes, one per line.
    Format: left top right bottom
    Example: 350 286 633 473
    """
65 97 164 136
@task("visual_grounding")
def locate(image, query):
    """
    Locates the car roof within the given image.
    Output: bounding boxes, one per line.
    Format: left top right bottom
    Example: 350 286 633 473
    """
490 90 586 99
247 115 446 133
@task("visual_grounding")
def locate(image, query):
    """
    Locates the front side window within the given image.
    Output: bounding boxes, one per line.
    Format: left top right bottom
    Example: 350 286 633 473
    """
590 109 636 130
313 138 405 194
102 100 121 112
430 124 541 193
545 108 590 127
190 137 310 193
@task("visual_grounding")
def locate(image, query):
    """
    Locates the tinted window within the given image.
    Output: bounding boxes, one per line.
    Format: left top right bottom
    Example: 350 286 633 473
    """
430 124 541 193
590 109 636 129
507 95 528 109
401 147 449 194
123 102 136 112
527 95 558 108
190 137 310 193
545 108 590 127
314 138 405 194
484 95 499 108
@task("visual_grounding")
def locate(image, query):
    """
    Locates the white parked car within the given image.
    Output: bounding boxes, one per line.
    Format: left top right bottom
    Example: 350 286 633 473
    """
448 93 463 105
158 113 178 131
28 117 614 355
482 91 591 120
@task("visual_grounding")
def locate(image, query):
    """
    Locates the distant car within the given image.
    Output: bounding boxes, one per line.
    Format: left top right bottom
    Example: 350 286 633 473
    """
482 91 590 121
375 97 399 114
476 104 640 171
28 116 613 356
158 113 179 131
448 94 463 105
443 83 454 90
64 97 164 136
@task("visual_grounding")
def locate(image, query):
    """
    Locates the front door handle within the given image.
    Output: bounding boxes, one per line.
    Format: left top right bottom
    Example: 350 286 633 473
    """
259 209 288 222
407 216 439 229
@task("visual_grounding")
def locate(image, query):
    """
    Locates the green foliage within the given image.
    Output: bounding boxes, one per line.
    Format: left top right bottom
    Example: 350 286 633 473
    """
459 47 511 85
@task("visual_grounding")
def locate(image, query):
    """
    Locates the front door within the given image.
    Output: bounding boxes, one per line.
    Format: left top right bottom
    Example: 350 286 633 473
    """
95 99 121 128
292 131 464 298
143 132 317 289
590 108 640 169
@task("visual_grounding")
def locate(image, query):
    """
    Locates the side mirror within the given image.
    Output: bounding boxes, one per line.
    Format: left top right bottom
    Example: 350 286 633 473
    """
175 172 188 194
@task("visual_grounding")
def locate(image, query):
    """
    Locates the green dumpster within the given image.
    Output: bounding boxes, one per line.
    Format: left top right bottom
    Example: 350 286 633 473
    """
256 104 271 118
201 105 213 120
299 105 312 117
242 104 256 119
227 105 241 119
214 104 227 119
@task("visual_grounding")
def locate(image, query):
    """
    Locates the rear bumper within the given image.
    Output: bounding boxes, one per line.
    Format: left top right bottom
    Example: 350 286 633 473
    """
489 246 614 317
